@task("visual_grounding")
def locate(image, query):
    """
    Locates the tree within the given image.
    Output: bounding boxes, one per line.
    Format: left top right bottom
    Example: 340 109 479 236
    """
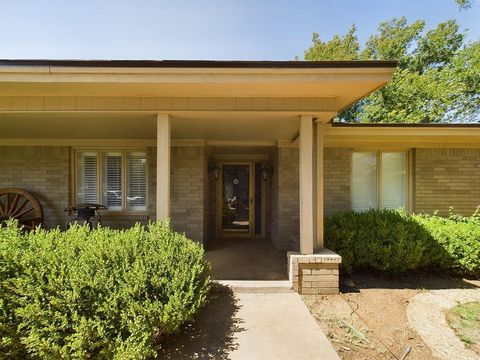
455 0 473 9
304 17 480 123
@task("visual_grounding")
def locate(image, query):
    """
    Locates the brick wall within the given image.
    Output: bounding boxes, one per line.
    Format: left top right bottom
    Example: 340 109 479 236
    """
270 147 300 250
0 146 69 229
324 147 351 215
414 148 480 215
169 146 206 243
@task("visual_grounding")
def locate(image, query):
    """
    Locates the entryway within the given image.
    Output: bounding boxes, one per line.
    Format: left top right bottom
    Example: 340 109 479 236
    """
205 237 287 280
206 149 287 280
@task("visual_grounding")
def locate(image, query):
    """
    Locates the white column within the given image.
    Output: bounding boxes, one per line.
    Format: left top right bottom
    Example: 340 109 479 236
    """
299 114 314 254
316 122 324 250
156 114 170 220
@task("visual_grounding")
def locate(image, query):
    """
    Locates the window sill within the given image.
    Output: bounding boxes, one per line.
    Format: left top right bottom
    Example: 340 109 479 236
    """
99 212 149 217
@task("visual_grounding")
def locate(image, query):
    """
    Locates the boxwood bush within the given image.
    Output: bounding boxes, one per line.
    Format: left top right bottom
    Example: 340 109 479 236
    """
325 208 480 276
0 220 210 359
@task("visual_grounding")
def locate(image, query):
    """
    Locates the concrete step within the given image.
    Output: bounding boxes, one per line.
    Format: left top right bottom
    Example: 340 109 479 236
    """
213 280 293 293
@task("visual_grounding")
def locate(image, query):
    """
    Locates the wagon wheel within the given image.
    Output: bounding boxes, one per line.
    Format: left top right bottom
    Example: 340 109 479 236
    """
0 188 43 231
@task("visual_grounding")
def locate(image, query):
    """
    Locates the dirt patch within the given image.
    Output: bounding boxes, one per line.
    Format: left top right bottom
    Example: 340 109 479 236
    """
302 272 480 360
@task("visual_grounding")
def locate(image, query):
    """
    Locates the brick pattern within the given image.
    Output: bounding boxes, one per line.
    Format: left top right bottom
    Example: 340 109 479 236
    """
270 147 299 250
0 146 69 229
270 147 350 249
169 146 206 243
298 264 339 294
415 148 480 215
288 251 341 295
324 147 351 215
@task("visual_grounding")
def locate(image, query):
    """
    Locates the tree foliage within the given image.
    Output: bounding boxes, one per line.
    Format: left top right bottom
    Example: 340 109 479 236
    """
304 17 480 123
455 0 473 9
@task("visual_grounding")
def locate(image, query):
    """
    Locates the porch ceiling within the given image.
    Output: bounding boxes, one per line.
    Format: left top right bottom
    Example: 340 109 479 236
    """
0 112 300 143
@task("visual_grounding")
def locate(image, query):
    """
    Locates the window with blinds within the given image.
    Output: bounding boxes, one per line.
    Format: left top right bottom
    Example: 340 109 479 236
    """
352 152 377 211
352 151 407 212
75 150 147 212
76 152 99 204
127 152 147 211
103 152 123 211
380 153 406 209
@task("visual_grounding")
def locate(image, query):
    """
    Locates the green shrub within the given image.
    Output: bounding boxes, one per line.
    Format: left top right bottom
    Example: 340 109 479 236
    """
0 220 210 359
325 208 480 276
414 211 480 275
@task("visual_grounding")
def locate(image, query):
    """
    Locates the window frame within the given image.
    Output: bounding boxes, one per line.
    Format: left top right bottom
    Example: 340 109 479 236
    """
350 149 412 212
72 148 149 215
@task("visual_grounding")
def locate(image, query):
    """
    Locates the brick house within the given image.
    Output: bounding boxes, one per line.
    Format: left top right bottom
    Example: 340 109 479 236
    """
1 59 479 294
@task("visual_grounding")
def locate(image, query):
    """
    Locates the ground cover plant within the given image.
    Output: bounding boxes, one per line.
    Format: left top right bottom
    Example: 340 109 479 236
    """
446 301 480 354
0 220 210 359
325 208 480 275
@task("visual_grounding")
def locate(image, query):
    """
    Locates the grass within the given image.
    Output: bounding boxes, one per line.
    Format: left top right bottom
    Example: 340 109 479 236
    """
446 302 480 353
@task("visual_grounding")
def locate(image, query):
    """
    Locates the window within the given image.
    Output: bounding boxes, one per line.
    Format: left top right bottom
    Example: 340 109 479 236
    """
352 151 407 211
76 150 147 212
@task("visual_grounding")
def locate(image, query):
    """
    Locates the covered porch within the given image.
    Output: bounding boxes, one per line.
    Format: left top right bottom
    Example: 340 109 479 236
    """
0 59 396 292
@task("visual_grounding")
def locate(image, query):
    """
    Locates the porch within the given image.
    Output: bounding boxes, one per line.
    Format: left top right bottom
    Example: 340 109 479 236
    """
0 60 397 293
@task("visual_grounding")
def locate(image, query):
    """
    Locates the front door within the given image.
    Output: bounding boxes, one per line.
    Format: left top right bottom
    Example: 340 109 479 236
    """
217 162 253 237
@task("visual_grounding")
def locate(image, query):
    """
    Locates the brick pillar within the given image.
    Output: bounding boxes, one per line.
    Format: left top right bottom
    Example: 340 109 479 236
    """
288 249 341 295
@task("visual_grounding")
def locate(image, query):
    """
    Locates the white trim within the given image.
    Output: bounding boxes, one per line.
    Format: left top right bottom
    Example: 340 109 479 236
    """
299 115 314 255
0 139 156 147
211 154 270 160
315 123 324 250
171 139 206 147
207 140 276 147
156 114 170 220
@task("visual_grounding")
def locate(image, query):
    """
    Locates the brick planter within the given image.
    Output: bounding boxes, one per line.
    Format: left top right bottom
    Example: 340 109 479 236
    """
288 249 342 295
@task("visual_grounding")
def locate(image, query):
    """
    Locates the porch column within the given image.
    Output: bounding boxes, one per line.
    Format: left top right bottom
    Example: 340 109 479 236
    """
299 114 314 254
156 114 171 220
315 122 324 250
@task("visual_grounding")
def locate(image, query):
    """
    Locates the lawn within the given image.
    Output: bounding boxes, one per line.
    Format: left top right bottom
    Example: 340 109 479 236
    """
446 301 480 355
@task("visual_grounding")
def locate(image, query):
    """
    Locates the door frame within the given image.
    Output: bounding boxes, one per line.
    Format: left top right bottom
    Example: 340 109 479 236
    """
216 160 255 238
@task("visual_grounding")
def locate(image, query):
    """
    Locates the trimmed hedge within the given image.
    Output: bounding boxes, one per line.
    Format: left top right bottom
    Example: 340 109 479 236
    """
325 208 480 276
0 221 210 359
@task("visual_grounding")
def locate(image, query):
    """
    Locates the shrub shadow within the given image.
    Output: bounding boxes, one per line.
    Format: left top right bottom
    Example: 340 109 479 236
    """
157 283 245 359
340 270 479 294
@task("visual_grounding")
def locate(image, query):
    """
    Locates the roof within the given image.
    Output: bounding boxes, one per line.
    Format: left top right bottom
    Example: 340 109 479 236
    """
0 59 397 69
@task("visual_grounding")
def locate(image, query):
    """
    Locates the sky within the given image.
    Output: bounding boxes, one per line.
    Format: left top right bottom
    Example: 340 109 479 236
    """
0 0 479 60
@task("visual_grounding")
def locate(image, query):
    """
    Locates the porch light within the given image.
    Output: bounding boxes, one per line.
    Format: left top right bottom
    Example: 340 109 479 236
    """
261 166 273 181
208 164 221 180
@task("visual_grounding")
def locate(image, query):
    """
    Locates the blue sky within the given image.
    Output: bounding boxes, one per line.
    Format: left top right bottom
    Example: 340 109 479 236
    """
1 0 479 60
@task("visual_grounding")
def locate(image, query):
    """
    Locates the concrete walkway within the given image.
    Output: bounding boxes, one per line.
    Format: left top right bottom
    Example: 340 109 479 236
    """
158 288 340 359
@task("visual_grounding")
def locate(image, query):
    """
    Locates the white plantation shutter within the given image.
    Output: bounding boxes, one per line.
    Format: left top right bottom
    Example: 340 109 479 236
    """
127 152 147 211
103 152 123 211
352 152 377 211
381 152 406 209
76 152 99 204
